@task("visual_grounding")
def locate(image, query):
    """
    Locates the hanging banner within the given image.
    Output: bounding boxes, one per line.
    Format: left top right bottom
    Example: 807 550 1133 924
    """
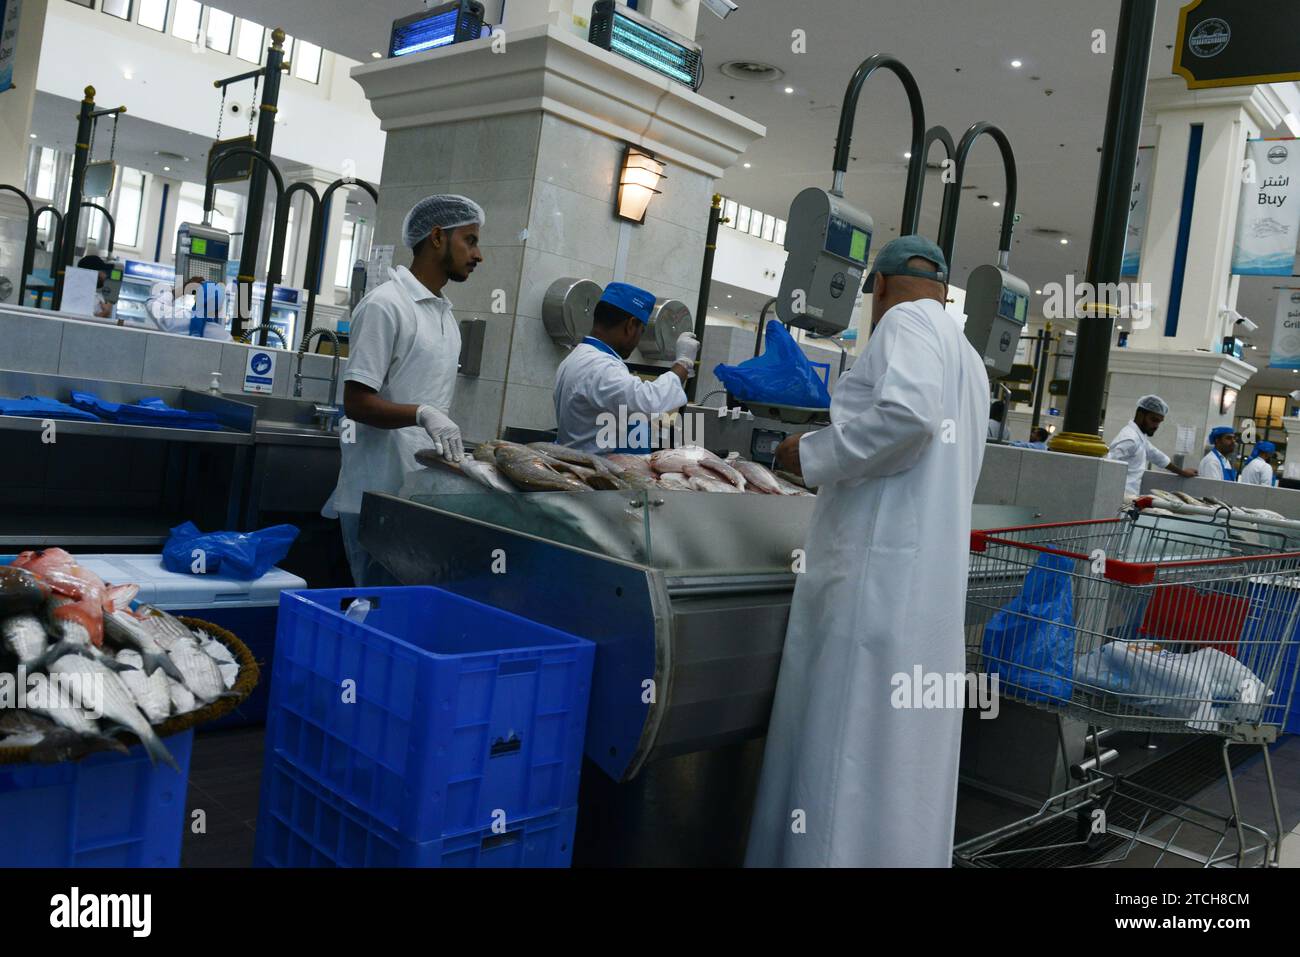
1269 288 1300 370
1231 139 1300 276
1121 146 1154 277
0 0 22 96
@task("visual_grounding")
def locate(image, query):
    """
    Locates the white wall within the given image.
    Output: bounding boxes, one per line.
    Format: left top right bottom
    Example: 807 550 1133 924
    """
37 2 385 183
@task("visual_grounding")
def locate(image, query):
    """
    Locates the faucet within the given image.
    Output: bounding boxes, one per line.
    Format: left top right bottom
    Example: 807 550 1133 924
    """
238 324 287 349
295 327 343 430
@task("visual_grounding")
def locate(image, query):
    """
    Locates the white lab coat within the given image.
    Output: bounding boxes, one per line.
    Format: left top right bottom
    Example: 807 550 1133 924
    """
744 298 989 868
1197 449 1236 482
325 265 461 582
1106 420 1170 497
1239 457 1275 486
553 338 687 453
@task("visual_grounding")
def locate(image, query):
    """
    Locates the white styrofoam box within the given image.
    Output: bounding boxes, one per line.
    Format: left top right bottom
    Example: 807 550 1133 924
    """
74 554 305 610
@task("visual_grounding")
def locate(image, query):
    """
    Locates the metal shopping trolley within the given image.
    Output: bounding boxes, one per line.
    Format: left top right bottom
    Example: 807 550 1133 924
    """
954 510 1300 868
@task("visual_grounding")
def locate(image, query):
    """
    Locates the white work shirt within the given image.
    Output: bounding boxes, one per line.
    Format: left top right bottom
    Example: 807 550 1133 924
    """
326 265 461 516
1106 420 1170 497
1197 449 1236 482
745 298 989 867
988 419 1011 441
1239 457 1275 486
553 337 687 454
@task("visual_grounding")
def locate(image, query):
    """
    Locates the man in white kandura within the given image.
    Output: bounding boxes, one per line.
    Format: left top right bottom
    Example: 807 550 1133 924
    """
745 236 988 867
553 282 699 454
324 194 484 586
1239 441 1279 487
1105 395 1198 497
1198 426 1238 481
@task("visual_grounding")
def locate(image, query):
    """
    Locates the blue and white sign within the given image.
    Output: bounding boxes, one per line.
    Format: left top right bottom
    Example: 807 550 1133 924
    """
1232 138 1300 276
1270 288 1300 370
124 260 177 283
1121 146 1154 276
243 349 276 394
0 0 22 95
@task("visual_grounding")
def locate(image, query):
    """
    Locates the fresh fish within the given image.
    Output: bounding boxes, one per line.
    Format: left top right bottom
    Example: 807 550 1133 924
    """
605 454 655 477
2 613 50 667
116 650 173 724
105 609 186 681
197 631 239 690
0 710 127 763
529 443 622 476
688 474 743 493
13 548 109 646
657 472 693 490
615 469 661 492
493 444 591 492
733 459 783 495
0 566 51 617
168 677 197 716
649 446 714 474
131 605 200 652
166 638 228 704
48 654 178 770
684 462 747 492
416 447 516 492
30 673 104 737
104 583 140 612
772 472 815 496
472 440 506 463
1172 490 1201 505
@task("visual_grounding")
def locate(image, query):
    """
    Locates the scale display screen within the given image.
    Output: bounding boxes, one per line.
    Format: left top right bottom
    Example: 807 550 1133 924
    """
999 286 1029 325
824 215 871 267
192 238 208 256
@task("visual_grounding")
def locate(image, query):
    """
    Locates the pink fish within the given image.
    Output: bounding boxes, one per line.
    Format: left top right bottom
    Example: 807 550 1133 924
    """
13 548 111 647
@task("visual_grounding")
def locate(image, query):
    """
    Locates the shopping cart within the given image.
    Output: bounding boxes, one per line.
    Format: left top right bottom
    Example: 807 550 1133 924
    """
955 510 1300 868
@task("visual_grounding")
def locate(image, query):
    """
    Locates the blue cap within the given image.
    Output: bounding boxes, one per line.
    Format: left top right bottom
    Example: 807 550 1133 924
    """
1257 441 1276 454
1209 426 1235 443
864 235 948 292
599 282 656 324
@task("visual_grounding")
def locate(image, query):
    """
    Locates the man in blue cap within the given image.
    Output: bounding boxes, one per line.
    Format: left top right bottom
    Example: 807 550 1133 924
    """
1198 426 1238 481
747 236 989 868
553 282 699 453
1239 440 1278 486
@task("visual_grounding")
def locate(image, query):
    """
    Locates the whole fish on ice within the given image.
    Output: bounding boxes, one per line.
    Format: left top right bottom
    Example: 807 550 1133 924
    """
116 649 173 723
493 444 590 492
48 654 178 770
2 613 51 667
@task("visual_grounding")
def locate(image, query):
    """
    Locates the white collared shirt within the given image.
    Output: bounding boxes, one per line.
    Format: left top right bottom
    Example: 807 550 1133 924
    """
327 265 461 516
1106 420 1170 496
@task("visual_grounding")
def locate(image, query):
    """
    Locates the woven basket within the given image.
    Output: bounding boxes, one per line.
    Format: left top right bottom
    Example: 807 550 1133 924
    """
0 617 260 766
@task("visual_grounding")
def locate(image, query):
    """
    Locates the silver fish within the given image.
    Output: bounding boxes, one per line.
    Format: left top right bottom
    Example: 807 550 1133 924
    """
166 639 227 703
168 677 197 716
657 472 693 490
104 609 186 682
132 605 199 652
0 710 126 763
197 632 239 690
116 649 173 724
689 474 743 493
2 613 50 667
48 655 178 770
733 459 783 495
30 671 104 737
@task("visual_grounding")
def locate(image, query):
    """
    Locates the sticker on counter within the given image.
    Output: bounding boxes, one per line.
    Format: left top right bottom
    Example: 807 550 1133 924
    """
244 349 276 394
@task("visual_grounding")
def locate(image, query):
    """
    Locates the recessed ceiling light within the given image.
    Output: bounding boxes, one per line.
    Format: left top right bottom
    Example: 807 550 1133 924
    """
1035 289 1043 295
371 51 383 59
123 70 134 80
904 152 912 159
743 162 751 168
992 201 1001 207
1011 60 1023 69
784 86 794 94
163 166 171 172
727 294 732 298
1060 238 1070 245
29 133 37 139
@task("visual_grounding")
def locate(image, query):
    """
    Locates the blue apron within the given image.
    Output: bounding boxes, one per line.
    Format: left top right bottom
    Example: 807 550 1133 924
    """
582 336 655 455
1212 449 1237 482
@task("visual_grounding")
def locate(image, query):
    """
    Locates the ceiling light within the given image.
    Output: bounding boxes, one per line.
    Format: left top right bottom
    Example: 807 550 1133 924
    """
743 162 752 168
163 166 171 172
29 133 37 139
371 51 383 59
992 201 1001 207
123 70 134 80
727 294 732 298
784 86 793 94
1011 60 1023 69
904 152 912 159
1060 238 1070 245
1035 289 1043 295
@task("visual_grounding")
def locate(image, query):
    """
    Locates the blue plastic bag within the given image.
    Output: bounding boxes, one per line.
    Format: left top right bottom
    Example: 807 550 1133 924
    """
712 321 832 408
980 551 1075 704
163 521 299 580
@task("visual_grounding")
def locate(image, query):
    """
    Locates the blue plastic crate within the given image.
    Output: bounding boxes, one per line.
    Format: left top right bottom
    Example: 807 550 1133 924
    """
255 757 576 867
0 731 194 867
263 586 594 843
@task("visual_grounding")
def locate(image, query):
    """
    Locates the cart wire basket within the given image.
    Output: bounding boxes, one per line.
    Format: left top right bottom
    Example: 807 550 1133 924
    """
955 511 1300 868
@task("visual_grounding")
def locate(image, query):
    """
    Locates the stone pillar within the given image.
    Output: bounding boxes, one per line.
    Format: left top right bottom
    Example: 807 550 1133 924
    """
0 0 49 305
351 24 763 443
1127 78 1291 352
279 164 346 294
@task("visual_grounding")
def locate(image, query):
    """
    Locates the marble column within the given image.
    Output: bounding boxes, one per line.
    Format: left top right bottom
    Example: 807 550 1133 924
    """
0 0 49 305
351 22 763 442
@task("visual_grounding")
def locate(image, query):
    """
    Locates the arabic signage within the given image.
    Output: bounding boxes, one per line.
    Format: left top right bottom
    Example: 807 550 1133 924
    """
1174 0 1300 89
0 0 21 96
1231 139 1300 277
1270 288 1300 371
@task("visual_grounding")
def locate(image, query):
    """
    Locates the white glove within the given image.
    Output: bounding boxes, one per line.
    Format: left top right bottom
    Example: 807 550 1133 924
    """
417 406 464 462
674 332 700 377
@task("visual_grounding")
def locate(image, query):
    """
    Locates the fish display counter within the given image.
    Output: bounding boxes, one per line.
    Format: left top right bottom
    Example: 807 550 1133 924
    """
359 482 815 783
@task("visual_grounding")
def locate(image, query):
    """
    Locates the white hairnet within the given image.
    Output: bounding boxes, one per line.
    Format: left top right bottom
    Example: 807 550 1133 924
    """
401 194 485 248
1137 394 1169 416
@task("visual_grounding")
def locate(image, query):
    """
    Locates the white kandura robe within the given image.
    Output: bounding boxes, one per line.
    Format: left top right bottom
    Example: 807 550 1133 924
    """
744 297 990 868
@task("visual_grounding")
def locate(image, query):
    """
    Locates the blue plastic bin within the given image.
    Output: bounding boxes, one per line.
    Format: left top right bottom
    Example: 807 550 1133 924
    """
255 757 576 867
260 586 594 846
0 731 194 867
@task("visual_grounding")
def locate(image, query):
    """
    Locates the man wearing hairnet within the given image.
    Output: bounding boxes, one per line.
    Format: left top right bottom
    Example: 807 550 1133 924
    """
324 194 484 586
1239 441 1279 486
1105 395 1197 497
